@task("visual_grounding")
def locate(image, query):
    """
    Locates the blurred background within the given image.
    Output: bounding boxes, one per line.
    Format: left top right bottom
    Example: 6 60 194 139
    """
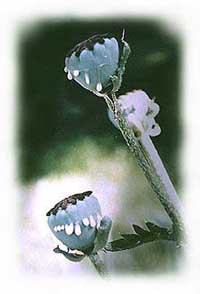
18 18 183 275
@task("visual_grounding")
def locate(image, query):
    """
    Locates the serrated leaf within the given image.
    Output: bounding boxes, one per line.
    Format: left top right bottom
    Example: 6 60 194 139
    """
145 222 161 233
132 224 150 236
105 238 141 252
121 234 140 241
105 221 179 253
145 222 175 240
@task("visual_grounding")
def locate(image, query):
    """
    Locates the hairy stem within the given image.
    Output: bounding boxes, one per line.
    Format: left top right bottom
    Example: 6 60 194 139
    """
139 134 183 225
105 92 184 235
88 252 107 277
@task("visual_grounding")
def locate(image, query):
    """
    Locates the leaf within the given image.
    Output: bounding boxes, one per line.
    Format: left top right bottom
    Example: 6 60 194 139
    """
145 221 162 233
132 224 150 236
105 238 141 252
120 234 140 241
105 221 177 252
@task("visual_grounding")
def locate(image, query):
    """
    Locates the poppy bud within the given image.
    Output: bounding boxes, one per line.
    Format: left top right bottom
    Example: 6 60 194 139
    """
64 34 119 94
47 191 111 261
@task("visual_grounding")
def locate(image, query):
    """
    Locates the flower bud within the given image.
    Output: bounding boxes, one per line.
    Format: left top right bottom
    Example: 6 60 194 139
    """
46 191 106 261
108 90 161 137
64 34 119 94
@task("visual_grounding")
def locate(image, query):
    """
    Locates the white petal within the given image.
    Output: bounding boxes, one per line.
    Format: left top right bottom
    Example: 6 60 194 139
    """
148 100 160 117
60 225 65 231
133 96 148 119
149 123 161 137
127 114 143 131
73 249 85 256
82 217 90 226
73 70 79 77
64 66 68 73
97 214 102 228
96 82 102 92
67 71 73 80
143 116 155 131
68 248 74 254
54 226 57 232
75 223 81 236
77 250 85 256
85 72 90 85
59 243 68 251
89 215 96 227
65 223 74 235
57 225 61 232
119 90 149 120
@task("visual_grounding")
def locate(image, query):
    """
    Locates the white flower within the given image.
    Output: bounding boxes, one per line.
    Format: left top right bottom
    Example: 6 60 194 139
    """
118 90 149 120
108 89 161 137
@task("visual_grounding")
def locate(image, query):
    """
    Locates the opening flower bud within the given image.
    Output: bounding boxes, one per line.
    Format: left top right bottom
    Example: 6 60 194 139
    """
46 191 103 260
64 34 119 94
108 90 161 137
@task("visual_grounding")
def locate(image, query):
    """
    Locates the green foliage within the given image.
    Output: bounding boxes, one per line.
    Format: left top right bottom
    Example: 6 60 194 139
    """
105 221 177 252
19 20 181 184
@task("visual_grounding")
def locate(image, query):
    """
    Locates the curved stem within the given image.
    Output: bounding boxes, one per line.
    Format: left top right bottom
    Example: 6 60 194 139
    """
140 134 183 220
105 92 184 235
88 252 107 277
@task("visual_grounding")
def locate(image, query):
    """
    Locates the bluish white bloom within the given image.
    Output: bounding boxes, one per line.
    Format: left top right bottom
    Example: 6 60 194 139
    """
47 191 111 261
64 34 119 94
108 90 161 137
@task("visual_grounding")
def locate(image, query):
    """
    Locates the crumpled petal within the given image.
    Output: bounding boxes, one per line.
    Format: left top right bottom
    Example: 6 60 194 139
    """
108 89 161 138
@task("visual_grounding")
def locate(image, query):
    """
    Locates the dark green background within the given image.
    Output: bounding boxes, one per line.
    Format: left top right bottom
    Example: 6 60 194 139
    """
18 18 183 274
18 18 181 185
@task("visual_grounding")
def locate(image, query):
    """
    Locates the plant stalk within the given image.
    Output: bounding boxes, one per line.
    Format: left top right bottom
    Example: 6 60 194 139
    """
105 92 184 234
88 252 107 277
